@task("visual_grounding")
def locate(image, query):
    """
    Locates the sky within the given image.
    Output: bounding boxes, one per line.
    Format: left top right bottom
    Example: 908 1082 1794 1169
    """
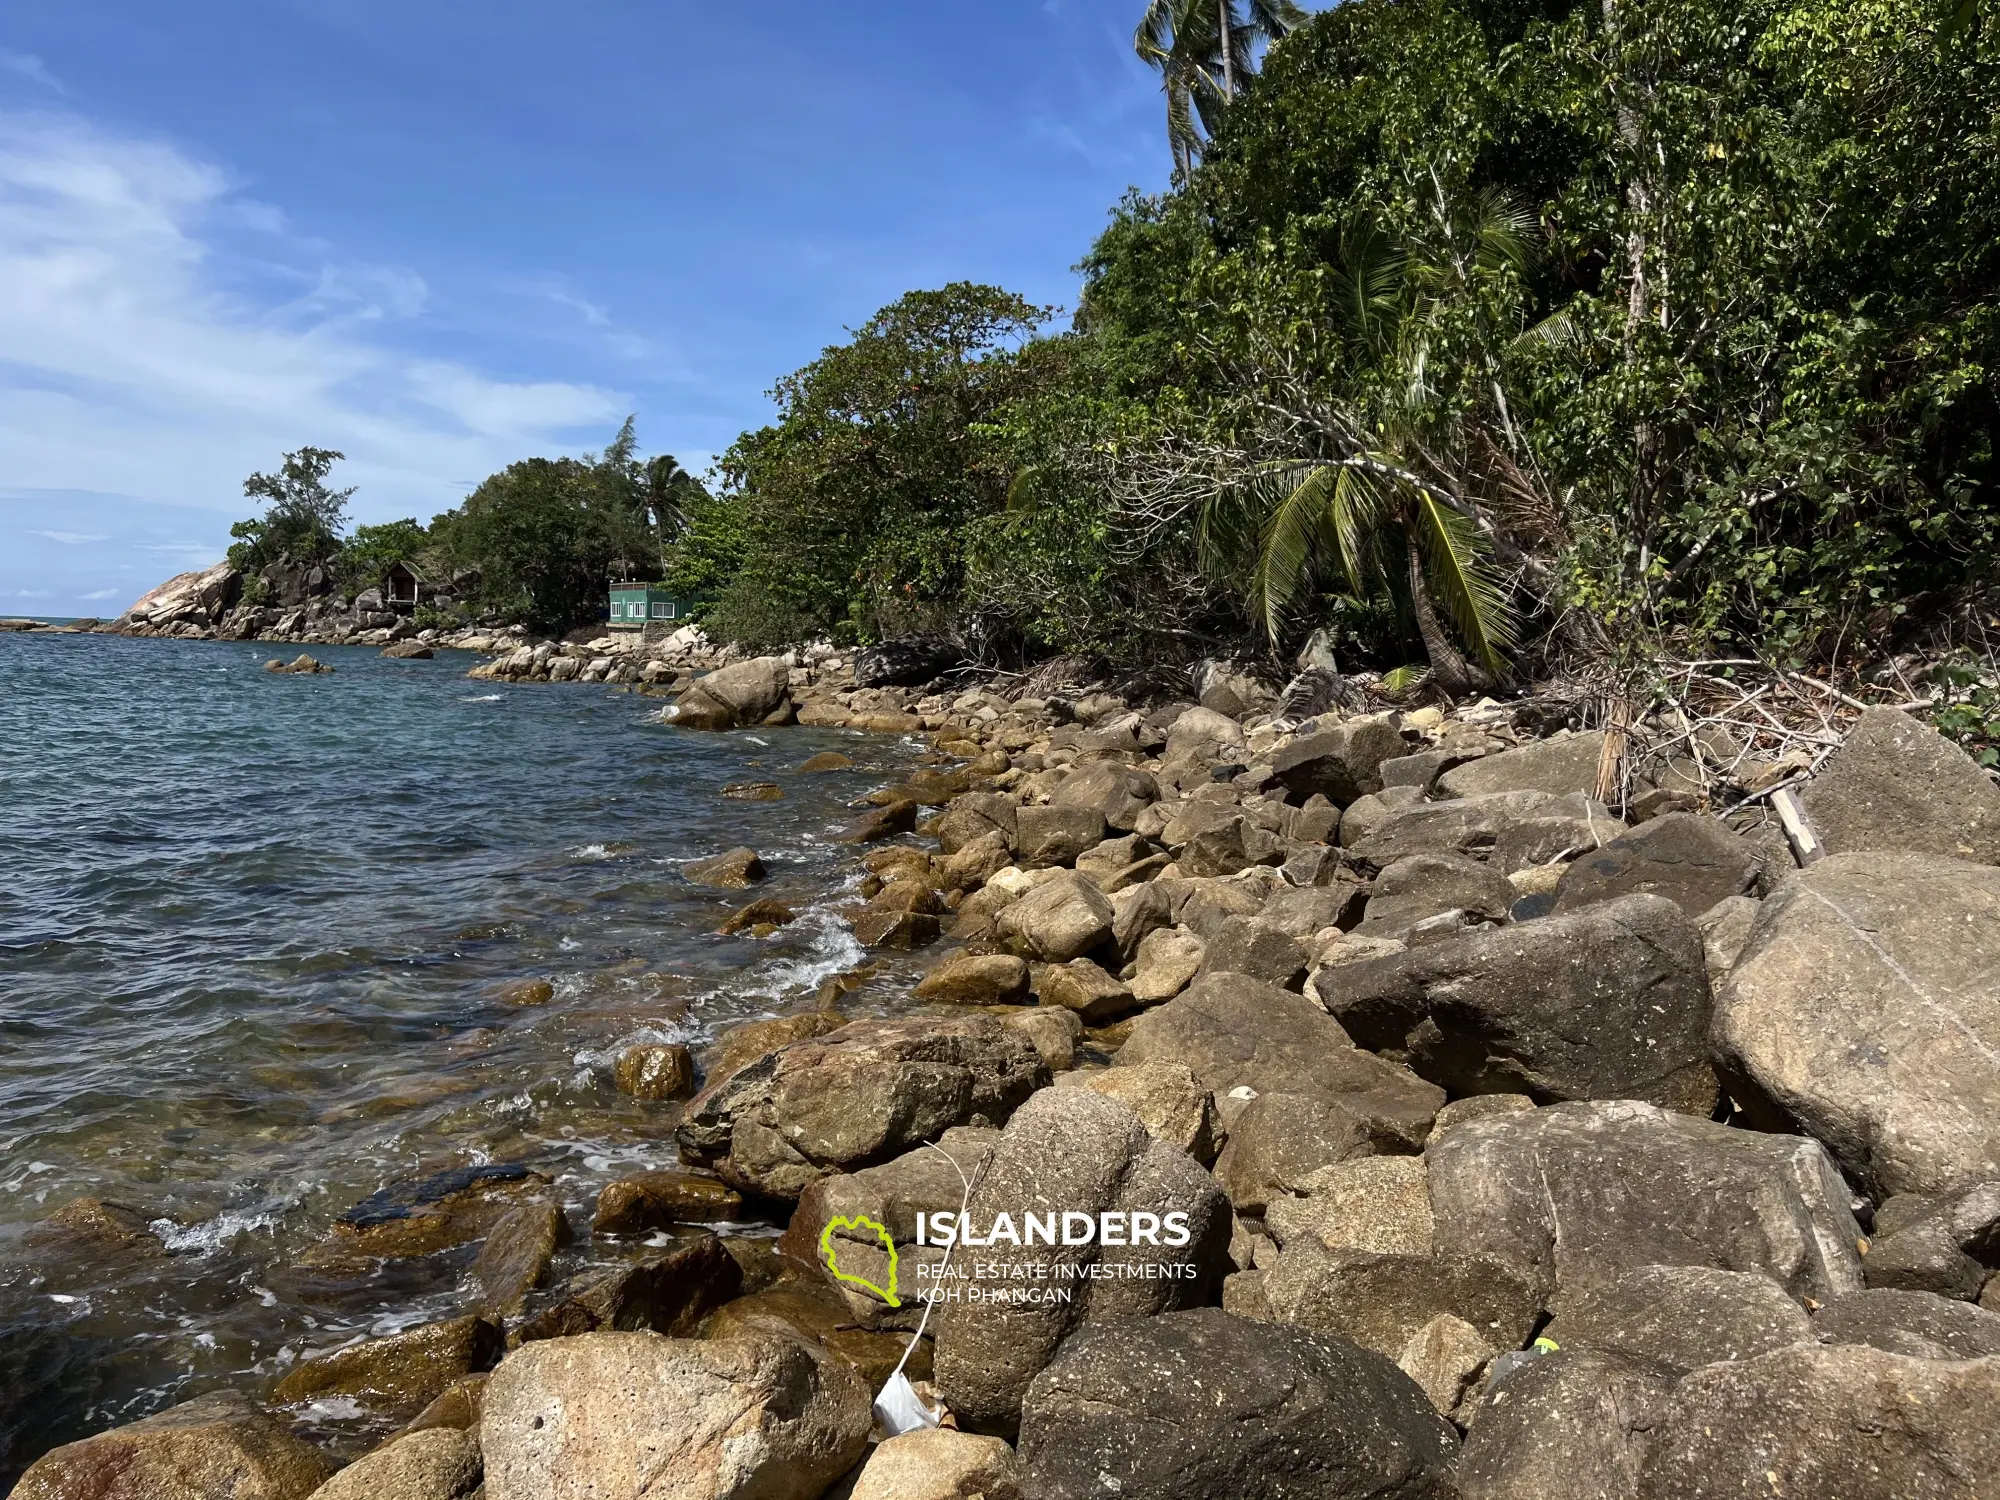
0 1 1178 617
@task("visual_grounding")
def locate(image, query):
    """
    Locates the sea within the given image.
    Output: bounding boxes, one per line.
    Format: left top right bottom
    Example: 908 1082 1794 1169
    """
0 632 924 1481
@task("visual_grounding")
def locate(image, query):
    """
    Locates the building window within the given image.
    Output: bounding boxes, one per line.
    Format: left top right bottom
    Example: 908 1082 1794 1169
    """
652 602 675 619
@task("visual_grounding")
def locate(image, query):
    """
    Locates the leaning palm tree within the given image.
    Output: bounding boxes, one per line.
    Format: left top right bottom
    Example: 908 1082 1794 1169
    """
1135 0 1308 177
1197 188 1534 696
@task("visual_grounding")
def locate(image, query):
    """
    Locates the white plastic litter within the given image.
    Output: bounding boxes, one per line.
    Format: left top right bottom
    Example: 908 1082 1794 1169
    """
870 1140 993 1436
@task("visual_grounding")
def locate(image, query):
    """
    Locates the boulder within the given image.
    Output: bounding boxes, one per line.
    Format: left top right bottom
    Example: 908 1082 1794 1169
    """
308 1427 480 1499
1066 1062 1219 1162
479 1332 870 1500
1800 706 2000 863
117 562 242 630
1693 893 1759 984
1194 917 1308 988
1129 927 1205 1005
1715 852 2000 1197
1318 893 1718 1114
1259 882 1363 937
1337 786 1427 849
1540 1264 1811 1372
1264 1157 1435 1260
677 656 790 729
1108 880 1171 962
933 794 1018 856
1017 1308 1459 1500
1396 1313 1495 1416
1164 706 1246 759
1211 1093 1369 1214
993 872 1114 962
849 1428 1024 1500
855 636 959 687
701 1012 845 1081
1116 973 1444 1152
1050 763 1160 833
1638 1344 2000 1500
914 951 1031 1006
1259 1240 1543 1361
1268 719 1407 807
676 1014 1047 1198
698 1282 928 1389
1347 790 1620 873
1354 852 1516 940
1859 1182 2000 1298
274 1316 504 1422
841 800 920 843
11 1391 335 1500
1425 1101 1865 1311
611 1043 695 1100
1436 731 1607 799
307 1164 553 1263
1005 1007 1083 1072
380 640 435 660
1013 805 1108 868
717 897 795 934
1454 1349 1676 1500
931 1089 1233 1430
1811 1288 2000 1359
592 1171 744 1236
1553 813 1759 917
683 847 766 889
472 1200 571 1316
1036 958 1135 1023
513 1235 742 1342
31 1196 160 1253
778 1126 1001 1329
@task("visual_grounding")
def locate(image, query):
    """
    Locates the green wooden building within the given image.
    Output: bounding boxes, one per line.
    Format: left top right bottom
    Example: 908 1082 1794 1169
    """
608 585 694 631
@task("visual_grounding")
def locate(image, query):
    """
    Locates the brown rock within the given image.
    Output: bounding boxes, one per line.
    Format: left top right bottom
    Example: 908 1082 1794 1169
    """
494 977 556 1007
849 1428 1024 1500
1037 957 1137 1023
701 1012 846 1082
721 781 784 801
841 801 919 843
514 1234 743 1342
11 1391 335 1500
611 1043 696 1100
273 1315 504 1422
798 751 856 773
717 898 796 935
683 847 767 888
591 1171 745 1236
308 1427 480 1499
473 1200 572 1317
915 951 1031 1006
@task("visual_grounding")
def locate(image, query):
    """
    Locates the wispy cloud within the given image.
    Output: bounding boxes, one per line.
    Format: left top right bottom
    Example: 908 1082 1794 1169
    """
0 51 62 94
80 587 118 600
31 528 107 544
0 109 629 524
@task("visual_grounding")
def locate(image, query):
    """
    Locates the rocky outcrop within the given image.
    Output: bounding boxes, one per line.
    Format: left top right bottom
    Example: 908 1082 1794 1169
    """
1799 706 2000 862
1318 893 1719 1114
1116 973 1444 1152
676 1014 1047 1198
931 1088 1233 1430
479 1332 871 1500
1425 1101 1864 1310
1017 1308 1459 1500
670 656 792 729
112 562 242 635
1713 852 2000 1196
12 1391 335 1500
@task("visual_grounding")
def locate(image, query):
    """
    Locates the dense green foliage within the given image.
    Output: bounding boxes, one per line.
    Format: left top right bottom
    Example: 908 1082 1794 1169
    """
681 0 1997 675
227 448 354 571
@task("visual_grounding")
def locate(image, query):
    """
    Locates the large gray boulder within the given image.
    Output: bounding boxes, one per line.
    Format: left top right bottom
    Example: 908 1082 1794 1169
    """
1713 852 2000 1196
1811 1288 2000 1359
673 656 791 729
1017 1309 1459 1500
1436 731 1607 799
1115 973 1444 1152
1347 791 1620 873
1455 1349 1677 1500
1318 894 1718 1115
1353 852 1517 940
676 1015 1047 1198
480 1332 870 1500
1860 1181 2000 1298
1800 706 2000 862
1540 1264 1812 1372
1637 1344 2000 1500
1553 813 1759 917
1426 1101 1865 1311
931 1088 1232 1431
993 872 1115 962
1050 762 1160 833
11 1391 336 1500
1269 719 1407 807
1260 1239 1543 1361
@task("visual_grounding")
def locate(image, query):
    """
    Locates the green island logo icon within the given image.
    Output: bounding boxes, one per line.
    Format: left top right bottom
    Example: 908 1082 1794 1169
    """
819 1214 900 1307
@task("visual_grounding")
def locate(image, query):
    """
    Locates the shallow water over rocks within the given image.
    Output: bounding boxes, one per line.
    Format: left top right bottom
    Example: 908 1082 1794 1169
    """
0 632 925 1480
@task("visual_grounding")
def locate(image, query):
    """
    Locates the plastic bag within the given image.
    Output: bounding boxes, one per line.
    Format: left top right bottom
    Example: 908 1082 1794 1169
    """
872 1371 941 1437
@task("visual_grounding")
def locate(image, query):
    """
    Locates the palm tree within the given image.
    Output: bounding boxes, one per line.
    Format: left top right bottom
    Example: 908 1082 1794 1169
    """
1196 189 1534 696
1135 0 1308 178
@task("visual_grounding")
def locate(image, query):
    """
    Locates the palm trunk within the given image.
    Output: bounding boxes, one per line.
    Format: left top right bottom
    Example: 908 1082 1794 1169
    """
1405 526 1488 699
1219 0 1237 100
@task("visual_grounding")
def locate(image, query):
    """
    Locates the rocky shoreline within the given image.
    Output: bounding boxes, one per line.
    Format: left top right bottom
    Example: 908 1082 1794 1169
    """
13 630 2000 1498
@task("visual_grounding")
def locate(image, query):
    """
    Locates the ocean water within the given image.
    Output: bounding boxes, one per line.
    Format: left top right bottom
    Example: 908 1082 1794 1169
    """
0 633 923 1480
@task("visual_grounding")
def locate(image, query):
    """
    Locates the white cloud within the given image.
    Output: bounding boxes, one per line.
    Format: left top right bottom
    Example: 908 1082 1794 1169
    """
31 528 106 543
0 109 628 523
80 587 118 600
0 51 62 93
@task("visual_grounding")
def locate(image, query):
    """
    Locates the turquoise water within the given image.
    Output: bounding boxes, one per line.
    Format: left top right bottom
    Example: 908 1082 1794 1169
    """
0 633 917 1479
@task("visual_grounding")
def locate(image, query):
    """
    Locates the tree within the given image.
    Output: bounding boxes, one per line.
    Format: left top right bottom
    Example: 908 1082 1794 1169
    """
226 447 354 569
1135 0 1308 177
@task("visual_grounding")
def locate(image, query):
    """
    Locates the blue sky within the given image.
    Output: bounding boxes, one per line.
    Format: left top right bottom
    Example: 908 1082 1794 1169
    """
0 1 1178 616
